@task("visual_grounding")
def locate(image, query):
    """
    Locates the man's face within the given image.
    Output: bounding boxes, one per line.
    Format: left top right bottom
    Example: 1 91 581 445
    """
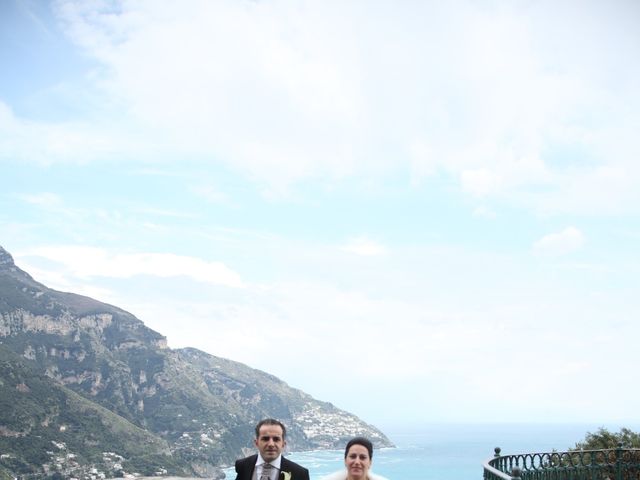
255 424 286 462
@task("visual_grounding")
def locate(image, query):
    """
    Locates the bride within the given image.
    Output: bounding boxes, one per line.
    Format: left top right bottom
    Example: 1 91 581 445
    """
321 437 389 480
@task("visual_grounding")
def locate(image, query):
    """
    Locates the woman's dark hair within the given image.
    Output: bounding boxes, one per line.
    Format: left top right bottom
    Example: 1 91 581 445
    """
344 436 373 459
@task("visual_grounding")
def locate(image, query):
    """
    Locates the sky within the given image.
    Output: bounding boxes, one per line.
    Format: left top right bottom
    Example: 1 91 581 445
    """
1 0 640 431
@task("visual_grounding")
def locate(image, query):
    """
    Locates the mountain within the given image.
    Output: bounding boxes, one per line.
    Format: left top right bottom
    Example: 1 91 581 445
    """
0 246 392 479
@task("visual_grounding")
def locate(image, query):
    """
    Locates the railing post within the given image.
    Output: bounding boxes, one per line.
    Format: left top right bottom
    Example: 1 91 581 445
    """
495 447 502 471
512 466 522 480
615 442 623 480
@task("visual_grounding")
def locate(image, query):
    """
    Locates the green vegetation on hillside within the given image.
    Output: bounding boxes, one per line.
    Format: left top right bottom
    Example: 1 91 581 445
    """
0 345 184 478
0 466 13 480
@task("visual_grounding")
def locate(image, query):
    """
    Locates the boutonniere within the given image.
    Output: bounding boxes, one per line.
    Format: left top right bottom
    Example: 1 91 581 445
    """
280 471 292 480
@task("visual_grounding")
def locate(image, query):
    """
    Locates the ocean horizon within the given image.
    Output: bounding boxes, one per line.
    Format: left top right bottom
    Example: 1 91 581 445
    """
225 422 640 480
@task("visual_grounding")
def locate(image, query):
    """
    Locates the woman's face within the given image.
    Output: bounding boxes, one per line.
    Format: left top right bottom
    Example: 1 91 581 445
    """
345 444 372 480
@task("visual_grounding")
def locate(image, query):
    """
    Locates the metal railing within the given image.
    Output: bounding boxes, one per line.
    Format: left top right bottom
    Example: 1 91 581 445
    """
483 444 640 480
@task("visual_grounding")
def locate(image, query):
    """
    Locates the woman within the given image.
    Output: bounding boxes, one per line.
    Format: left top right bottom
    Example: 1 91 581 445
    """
321 437 389 480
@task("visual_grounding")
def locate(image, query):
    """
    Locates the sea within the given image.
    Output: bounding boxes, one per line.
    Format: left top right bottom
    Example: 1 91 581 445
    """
224 422 640 480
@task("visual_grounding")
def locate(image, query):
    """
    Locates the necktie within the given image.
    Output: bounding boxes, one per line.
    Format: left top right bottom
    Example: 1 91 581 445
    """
260 463 273 480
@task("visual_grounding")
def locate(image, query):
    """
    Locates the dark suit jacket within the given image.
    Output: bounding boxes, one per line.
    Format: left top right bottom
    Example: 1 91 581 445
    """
234 454 310 480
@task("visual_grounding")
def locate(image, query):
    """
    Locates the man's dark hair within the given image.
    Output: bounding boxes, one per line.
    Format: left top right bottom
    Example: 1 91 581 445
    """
344 436 373 459
255 418 287 439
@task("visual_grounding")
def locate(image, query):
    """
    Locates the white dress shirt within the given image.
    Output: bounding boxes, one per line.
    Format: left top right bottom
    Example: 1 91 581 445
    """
254 455 282 480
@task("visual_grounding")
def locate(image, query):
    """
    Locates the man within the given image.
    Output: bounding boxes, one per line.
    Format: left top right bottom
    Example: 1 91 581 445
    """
234 418 310 480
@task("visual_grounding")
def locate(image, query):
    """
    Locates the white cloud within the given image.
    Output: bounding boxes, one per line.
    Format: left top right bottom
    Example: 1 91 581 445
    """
533 226 585 256
0 2 636 213
132 207 199 219
19 192 64 207
535 166 638 216
0 100 119 165
461 169 502 196
126 279 494 382
18 246 244 288
189 185 230 204
472 205 497 219
556 361 591 375
340 237 387 256
33 268 116 301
